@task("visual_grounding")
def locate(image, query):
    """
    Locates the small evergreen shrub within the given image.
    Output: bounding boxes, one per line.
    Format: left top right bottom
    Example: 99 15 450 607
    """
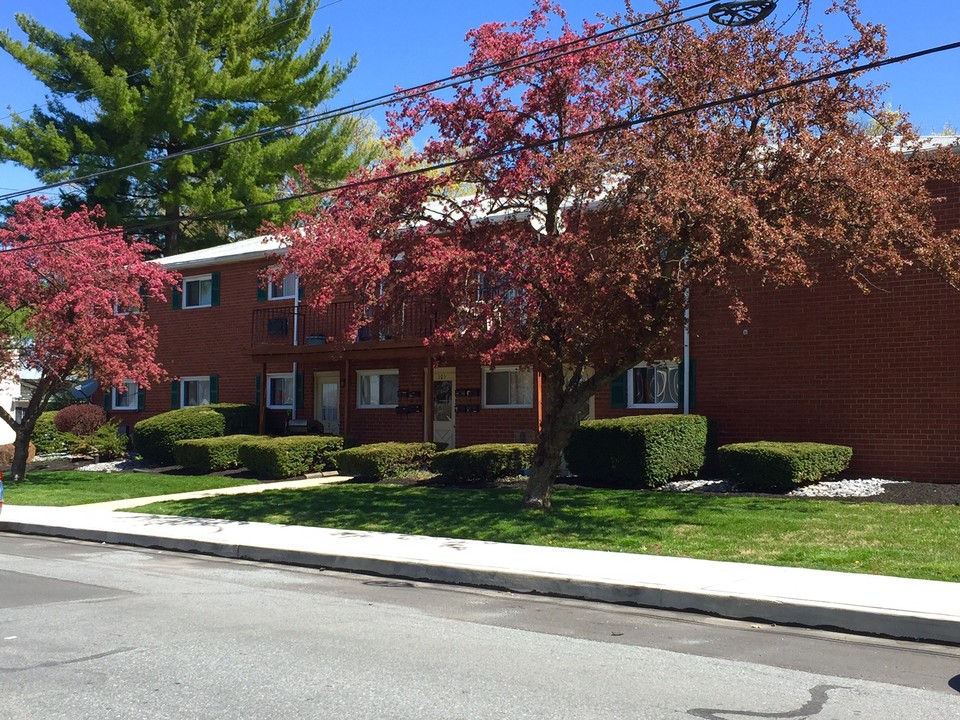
174 435 262 473
68 421 129 460
718 441 853 492
237 436 345 479
133 408 226 464
204 403 259 435
0 442 36 467
31 411 72 454
54 403 106 436
565 414 708 488
332 442 438 480
432 443 535 482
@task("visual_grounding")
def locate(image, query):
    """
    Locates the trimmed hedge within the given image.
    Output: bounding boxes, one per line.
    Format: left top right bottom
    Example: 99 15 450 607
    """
132 404 258 465
133 408 226 464
237 435 345 479
332 442 438 480
174 434 262 473
718 441 853 492
54 403 106 435
31 411 72 454
565 414 708 488
432 443 535 482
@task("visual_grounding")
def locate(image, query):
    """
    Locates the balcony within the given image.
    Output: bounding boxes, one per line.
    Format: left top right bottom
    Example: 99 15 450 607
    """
251 301 437 348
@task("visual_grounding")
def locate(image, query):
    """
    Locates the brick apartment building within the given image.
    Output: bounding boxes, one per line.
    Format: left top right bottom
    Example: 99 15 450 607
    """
102 170 960 483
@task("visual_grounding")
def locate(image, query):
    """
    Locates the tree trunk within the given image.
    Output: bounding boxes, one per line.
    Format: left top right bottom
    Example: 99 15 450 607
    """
521 386 586 510
9 429 33 483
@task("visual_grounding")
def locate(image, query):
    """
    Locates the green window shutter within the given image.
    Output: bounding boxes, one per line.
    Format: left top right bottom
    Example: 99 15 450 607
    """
103 389 112 411
210 272 221 307
170 380 181 409
257 268 268 302
138 287 149 312
137 387 147 412
610 372 628 409
209 375 219 404
255 374 261 407
297 280 305 300
296 370 305 409
172 286 182 311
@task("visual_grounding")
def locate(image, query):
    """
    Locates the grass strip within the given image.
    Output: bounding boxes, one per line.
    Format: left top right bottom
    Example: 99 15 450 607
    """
132 483 960 582
3 471 258 506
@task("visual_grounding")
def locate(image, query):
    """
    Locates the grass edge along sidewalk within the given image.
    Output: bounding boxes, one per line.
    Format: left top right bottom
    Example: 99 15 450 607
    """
2 470 258 506
131 482 960 583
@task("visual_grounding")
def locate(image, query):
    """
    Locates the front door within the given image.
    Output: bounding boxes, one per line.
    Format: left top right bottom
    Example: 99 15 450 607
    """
433 367 455 450
313 371 340 434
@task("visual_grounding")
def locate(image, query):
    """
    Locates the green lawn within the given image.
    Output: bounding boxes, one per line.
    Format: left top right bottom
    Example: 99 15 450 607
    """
133 483 960 582
3 471 258 506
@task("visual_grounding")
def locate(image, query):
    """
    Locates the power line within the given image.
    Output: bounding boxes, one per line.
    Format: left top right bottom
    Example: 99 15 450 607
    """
4 35 958 256
0 1 717 204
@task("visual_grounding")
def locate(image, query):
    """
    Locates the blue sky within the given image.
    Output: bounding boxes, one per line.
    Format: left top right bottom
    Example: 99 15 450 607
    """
0 0 958 195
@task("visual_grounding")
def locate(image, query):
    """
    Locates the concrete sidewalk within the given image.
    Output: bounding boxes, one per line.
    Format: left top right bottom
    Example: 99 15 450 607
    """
3 489 960 646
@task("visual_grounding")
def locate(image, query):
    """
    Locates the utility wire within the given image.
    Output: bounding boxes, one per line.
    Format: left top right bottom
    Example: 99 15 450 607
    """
0 1 717 204
4 35 958 256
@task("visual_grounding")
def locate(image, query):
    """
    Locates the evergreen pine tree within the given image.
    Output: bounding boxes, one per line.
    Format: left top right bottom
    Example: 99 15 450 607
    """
0 0 377 253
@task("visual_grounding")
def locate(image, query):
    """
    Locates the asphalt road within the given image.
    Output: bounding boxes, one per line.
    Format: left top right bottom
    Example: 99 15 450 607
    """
2 533 960 719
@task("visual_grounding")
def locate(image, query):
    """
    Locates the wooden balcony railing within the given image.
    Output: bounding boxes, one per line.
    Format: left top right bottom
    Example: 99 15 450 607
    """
251 300 437 348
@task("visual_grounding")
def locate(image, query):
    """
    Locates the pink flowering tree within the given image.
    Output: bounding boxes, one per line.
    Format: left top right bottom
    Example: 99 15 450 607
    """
0 198 177 481
271 0 960 508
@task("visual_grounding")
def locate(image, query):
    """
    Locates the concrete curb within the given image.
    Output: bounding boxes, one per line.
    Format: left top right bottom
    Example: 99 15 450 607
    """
4 512 959 646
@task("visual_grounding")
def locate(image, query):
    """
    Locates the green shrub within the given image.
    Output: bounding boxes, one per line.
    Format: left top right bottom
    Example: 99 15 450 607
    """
133 408 226 464
565 414 708 488
718 441 853 492
332 442 438 480
432 443 535 482
204 403 259 435
31 411 72 454
68 421 129 460
237 435 345 479
174 434 262 473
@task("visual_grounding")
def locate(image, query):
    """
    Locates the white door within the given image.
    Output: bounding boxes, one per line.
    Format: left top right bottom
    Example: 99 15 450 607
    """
433 367 455 450
314 371 340 434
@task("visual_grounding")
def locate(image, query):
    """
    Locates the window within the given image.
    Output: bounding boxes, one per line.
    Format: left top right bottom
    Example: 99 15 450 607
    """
183 274 213 309
357 370 399 408
268 273 297 301
181 376 212 407
267 373 295 409
628 362 679 408
482 366 533 408
112 380 139 411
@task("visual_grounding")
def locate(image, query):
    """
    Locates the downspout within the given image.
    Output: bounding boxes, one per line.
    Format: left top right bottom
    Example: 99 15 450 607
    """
292 360 298 422
293 276 300 348
683 287 691 416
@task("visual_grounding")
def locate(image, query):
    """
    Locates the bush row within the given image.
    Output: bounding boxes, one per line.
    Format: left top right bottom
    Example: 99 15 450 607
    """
133 404 258 464
331 442 439 479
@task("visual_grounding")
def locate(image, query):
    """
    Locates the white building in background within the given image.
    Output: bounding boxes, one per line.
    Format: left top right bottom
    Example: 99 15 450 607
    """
0 369 19 445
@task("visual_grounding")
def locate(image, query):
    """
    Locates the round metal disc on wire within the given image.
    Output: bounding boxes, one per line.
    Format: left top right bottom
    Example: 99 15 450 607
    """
708 1 778 27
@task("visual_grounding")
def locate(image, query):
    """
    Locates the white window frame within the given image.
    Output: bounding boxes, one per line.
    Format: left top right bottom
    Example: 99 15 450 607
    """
357 369 399 409
181 376 212 407
482 366 534 409
268 271 298 301
183 274 213 309
627 361 680 409
112 380 139 411
267 373 295 410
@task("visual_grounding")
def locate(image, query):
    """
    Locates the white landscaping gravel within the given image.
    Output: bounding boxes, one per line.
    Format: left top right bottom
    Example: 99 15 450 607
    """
76 458 151 473
662 477 906 498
